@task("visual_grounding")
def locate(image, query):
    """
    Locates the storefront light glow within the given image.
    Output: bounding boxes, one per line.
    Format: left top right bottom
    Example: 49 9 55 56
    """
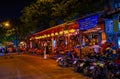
75 32 78 35
39 36 41 39
42 36 44 38
47 34 50 37
64 30 69 34
43 36 45 38
20 41 24 45
35 37 37 39
96 27 101 30
51 33 54 36
69 29 75 33
41 36 42 38
35 36 40 39
30 38 32 40
44 35 47 38
59 31 63 35
55 32 58 35
37 37 40 39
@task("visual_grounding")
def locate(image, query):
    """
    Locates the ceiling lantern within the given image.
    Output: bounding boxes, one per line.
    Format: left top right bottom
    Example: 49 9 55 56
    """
51 33 54 36
35 36 39 40
64 30 69 34
47 34 50 37
42 36 44 38
69 29 75 33
55 32 58 36
44 35 47 38
59 31 63 35
30 38 32 40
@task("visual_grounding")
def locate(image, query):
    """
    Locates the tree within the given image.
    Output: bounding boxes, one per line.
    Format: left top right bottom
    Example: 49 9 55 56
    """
20 0 105 36
51 0 105 21
20 0 54 30
0 27 7 43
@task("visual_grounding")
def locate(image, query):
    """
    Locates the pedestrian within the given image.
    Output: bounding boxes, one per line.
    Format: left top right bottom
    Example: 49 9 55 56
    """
105 43 113 57
2 48 5 53
92 43 101 55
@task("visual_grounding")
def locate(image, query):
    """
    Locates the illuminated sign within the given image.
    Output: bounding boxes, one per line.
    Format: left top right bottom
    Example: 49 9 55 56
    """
78 14 99 31
118 37 120 48
118 16 120 31
105 19 114 33
119 22 120 31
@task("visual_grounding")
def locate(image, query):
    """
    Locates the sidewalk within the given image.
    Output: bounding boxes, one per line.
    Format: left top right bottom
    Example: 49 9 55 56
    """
0 52 19 56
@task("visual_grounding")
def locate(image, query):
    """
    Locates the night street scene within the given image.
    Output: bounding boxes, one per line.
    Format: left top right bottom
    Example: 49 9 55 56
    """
0 0 120 79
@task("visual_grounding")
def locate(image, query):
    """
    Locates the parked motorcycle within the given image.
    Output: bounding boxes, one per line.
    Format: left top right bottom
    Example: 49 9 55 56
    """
109 63 120 79
57 55 75 67
82 59 96 76
73 58 85 72
92 62 108 79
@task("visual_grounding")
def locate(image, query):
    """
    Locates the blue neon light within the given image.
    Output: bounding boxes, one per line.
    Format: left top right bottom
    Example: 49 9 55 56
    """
105 19 114 33
78 14 99 31
118 37 120 48
119 22 120 31
53 40 56 48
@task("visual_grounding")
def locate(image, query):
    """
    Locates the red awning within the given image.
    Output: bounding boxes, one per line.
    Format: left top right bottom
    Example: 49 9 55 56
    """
33 21 79 37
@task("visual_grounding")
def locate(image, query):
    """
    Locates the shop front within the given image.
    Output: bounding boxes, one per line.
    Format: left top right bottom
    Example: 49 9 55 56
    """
78 14 106 55
104 16 120 50
82 27 102 46
29 21 79 55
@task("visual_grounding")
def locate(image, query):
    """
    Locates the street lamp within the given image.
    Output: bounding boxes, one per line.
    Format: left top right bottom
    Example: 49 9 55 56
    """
2 21 19 52
2 21 11 29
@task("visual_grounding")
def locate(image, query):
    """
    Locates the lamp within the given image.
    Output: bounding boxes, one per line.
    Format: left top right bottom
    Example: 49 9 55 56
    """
69 29 75 33
55 32 58 36
51 33 54 36
2 21 10 29
47 34 50 37
59 31 63 35
64 30 69 34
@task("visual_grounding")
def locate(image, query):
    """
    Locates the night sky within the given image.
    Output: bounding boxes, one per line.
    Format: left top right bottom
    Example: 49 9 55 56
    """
0 0 33 20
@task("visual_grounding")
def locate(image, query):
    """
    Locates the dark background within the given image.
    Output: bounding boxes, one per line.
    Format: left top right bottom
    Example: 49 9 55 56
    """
0 0 33 20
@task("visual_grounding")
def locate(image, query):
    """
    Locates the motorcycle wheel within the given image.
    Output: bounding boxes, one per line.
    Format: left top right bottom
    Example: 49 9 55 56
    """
63 61 68 67
83 67 89 76
107 71 114 79
74 65 80 72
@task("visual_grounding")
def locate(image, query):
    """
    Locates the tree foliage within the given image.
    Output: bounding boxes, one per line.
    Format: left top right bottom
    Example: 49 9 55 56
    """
20 0 105 35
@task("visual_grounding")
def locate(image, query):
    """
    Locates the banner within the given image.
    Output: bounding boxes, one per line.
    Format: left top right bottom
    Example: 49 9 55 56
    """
114 20 119 32
78 14 99 31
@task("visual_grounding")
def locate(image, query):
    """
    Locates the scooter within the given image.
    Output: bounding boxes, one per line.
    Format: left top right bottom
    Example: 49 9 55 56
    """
109 63 120 79
73 58 85 72
57 55 75 67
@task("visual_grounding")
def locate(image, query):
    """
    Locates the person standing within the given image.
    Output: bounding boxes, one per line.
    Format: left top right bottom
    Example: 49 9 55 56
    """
43 42 47 59
92 43 101 55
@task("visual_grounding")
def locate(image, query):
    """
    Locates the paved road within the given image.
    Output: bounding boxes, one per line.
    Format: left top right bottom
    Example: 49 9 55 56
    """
0 54 91 79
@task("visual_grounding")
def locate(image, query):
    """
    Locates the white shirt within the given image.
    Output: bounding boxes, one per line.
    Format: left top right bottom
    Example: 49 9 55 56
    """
93 45 100 53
